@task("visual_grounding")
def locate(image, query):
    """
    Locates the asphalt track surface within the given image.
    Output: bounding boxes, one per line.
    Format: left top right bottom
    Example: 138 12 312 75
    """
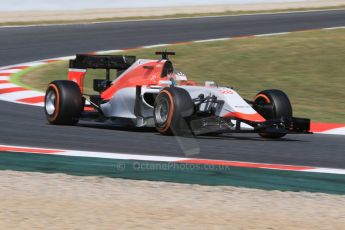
0 10 345 169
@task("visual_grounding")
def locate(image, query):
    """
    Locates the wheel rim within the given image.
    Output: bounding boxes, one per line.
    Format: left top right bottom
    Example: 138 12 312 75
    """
255 97 268 106
155 97 170 125
45 89 57 116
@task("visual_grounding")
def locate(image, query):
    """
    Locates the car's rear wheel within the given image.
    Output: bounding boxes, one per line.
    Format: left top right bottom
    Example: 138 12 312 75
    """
254 89 292 138
154 87 194 136
45 80 83 125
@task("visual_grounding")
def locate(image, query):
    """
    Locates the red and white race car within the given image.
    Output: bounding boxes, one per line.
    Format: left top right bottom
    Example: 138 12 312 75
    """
44 51 311 138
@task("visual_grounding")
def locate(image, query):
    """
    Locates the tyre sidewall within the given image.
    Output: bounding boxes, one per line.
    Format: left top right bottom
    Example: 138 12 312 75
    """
254 89 292 138
154 89 175 134
154 87 194 136
45 80 82 125
255 89 292 120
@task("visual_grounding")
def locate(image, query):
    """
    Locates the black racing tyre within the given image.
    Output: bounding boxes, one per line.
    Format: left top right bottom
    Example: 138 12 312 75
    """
45 80 83 125
254 89 292 138
154 87 194 136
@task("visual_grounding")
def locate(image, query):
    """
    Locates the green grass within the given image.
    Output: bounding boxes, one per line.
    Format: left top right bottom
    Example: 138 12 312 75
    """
20 29 345 123
1 6 344 27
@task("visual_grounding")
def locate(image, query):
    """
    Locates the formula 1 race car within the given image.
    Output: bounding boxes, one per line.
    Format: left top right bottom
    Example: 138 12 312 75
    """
44 51 311 138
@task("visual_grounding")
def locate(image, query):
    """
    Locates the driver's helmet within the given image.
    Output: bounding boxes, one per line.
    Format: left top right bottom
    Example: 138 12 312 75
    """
168 70 188 81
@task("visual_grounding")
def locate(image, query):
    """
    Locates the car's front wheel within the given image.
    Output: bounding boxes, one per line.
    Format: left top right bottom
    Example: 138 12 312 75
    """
254 89 292 138
45 80 83 125
154 87 194 136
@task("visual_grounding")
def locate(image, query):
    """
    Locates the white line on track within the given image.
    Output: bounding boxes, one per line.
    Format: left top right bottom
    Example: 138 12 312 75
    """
34 102 45 106
306 168 345 175
0 83 18 89
97 50 124 54
142 44 171 49
323 26 345 30
0 90 44 101
0 69 22 74
255 32 291 37
322 127 345 135
194 38 231 43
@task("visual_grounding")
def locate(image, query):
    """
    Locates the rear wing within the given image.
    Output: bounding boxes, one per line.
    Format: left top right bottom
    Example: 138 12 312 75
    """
68 54 136 92
69 54 136 70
